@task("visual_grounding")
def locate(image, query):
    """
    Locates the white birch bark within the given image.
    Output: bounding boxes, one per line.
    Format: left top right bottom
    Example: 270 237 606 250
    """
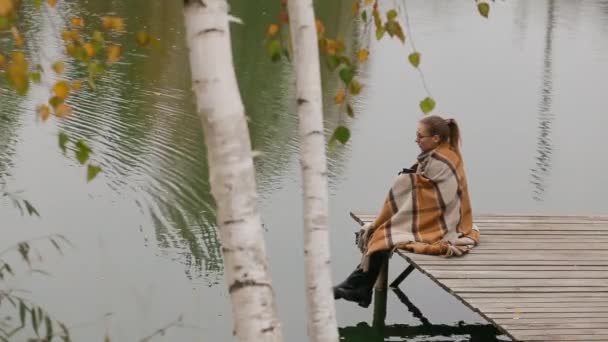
183 1 283 341
287 1 339 341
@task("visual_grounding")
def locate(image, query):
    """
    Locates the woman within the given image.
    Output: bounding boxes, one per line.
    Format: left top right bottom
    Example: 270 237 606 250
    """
334 115 480 307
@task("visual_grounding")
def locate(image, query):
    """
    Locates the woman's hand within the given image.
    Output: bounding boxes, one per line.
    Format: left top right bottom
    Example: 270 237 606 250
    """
453 237 476 247
357 222 374 253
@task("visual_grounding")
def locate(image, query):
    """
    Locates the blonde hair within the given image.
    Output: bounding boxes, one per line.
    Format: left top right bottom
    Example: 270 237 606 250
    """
419 115 461 153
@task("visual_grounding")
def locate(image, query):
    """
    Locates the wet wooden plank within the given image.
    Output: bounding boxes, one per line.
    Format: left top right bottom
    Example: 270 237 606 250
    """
430 270 608 279
352 213 608 342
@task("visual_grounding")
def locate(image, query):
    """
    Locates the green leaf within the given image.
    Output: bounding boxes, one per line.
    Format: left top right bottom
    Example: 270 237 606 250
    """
34 0 42 9
477 2 490 18
45 316 53 341
326 55 340 71
387 9 398 21
4 263 12 275
267 39 282 62
87 164 102 182
59 322 70 342
92 30 104 43
419 97 436 114
87 76 97 90
37 307 43 325
349 79 363 95
0 16 9 31
50 238 62 254
19 300 26 326
32 307 39 335
339 66 355 85
75 139 92 165
23 200 39 217
30 72 41 83
385 21 405 43
346 104 354 118
49 96 64 109
331 126 351 145
408 52 421 68
18 243 30 264
361 10 367 22
58 132 69 153
375 26 385 40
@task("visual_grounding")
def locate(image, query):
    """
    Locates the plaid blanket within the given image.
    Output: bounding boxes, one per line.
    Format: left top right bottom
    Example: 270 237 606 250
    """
361 143 480 260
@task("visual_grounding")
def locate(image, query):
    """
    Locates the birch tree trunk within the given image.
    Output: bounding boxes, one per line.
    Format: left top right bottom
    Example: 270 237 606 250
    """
183 1 283 341
287 1 339 341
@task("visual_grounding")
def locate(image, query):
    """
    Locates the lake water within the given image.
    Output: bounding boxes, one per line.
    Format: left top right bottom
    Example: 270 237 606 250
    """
1 0 607 340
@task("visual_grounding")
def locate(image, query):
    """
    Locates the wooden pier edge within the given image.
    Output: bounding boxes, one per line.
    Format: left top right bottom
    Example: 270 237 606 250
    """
395 249 517 341
350 212 608 342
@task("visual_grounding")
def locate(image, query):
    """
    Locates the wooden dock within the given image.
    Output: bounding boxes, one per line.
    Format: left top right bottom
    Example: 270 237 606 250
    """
352 214 608 342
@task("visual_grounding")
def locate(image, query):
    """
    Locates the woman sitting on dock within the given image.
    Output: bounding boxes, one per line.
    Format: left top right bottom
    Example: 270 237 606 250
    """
334 115 481 307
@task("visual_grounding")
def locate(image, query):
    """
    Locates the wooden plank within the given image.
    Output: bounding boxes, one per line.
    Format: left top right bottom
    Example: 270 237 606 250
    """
476 306 608 313
466 297 608 304
409 252 608 260
471 243 608 249
502 322 608 329
480 237 608 242
489 312 608 319
449 287 608 292
460 292 608 298
426 266 608 271
512 335 608 341
442 279 608 287
429 270 608 279
495 317 608 324
481 231 608 236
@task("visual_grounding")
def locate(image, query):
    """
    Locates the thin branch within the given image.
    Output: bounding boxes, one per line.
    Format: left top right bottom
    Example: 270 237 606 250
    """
399 0 434 99
138 315 184 342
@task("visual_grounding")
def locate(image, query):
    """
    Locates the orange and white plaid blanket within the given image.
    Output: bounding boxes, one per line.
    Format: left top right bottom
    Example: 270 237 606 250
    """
359 143 480 262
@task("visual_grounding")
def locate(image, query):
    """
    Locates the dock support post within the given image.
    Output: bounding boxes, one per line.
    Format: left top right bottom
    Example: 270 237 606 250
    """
372 256 389 328
390 264 415 289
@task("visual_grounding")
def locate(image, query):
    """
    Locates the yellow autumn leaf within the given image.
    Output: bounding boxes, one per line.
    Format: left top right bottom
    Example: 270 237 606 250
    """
364 0 374 5
7 61 29 95
52 80 70 99
101 16 125 32
334 89 346 104
135 31 151 46
54 103 72 118
62 30 80 41
52 60 65 74
70 17 84 27
106 44 122 64
83 42 96 58
315 20 325 37
71 79 82 91
37 104 51 122
47 0 58 7
10 51 27 66
0 0 15 16
358 49 369 63
325 39 337 55
352 2 359 15
11 26 23 47
267 24 279 37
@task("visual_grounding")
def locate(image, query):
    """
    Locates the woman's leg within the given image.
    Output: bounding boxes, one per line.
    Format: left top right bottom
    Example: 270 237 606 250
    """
333 251 388 308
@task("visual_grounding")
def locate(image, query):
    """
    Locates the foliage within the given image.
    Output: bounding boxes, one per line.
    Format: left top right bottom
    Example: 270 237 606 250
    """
265 0 493 145
0 234 73 341
0 0 156 182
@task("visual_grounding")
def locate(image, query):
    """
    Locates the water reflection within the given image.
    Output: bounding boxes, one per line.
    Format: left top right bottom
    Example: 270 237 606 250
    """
530 0 556 201
339 322 503 342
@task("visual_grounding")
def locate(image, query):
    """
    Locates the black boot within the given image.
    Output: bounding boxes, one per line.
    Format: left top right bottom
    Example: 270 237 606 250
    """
333 252 387 308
